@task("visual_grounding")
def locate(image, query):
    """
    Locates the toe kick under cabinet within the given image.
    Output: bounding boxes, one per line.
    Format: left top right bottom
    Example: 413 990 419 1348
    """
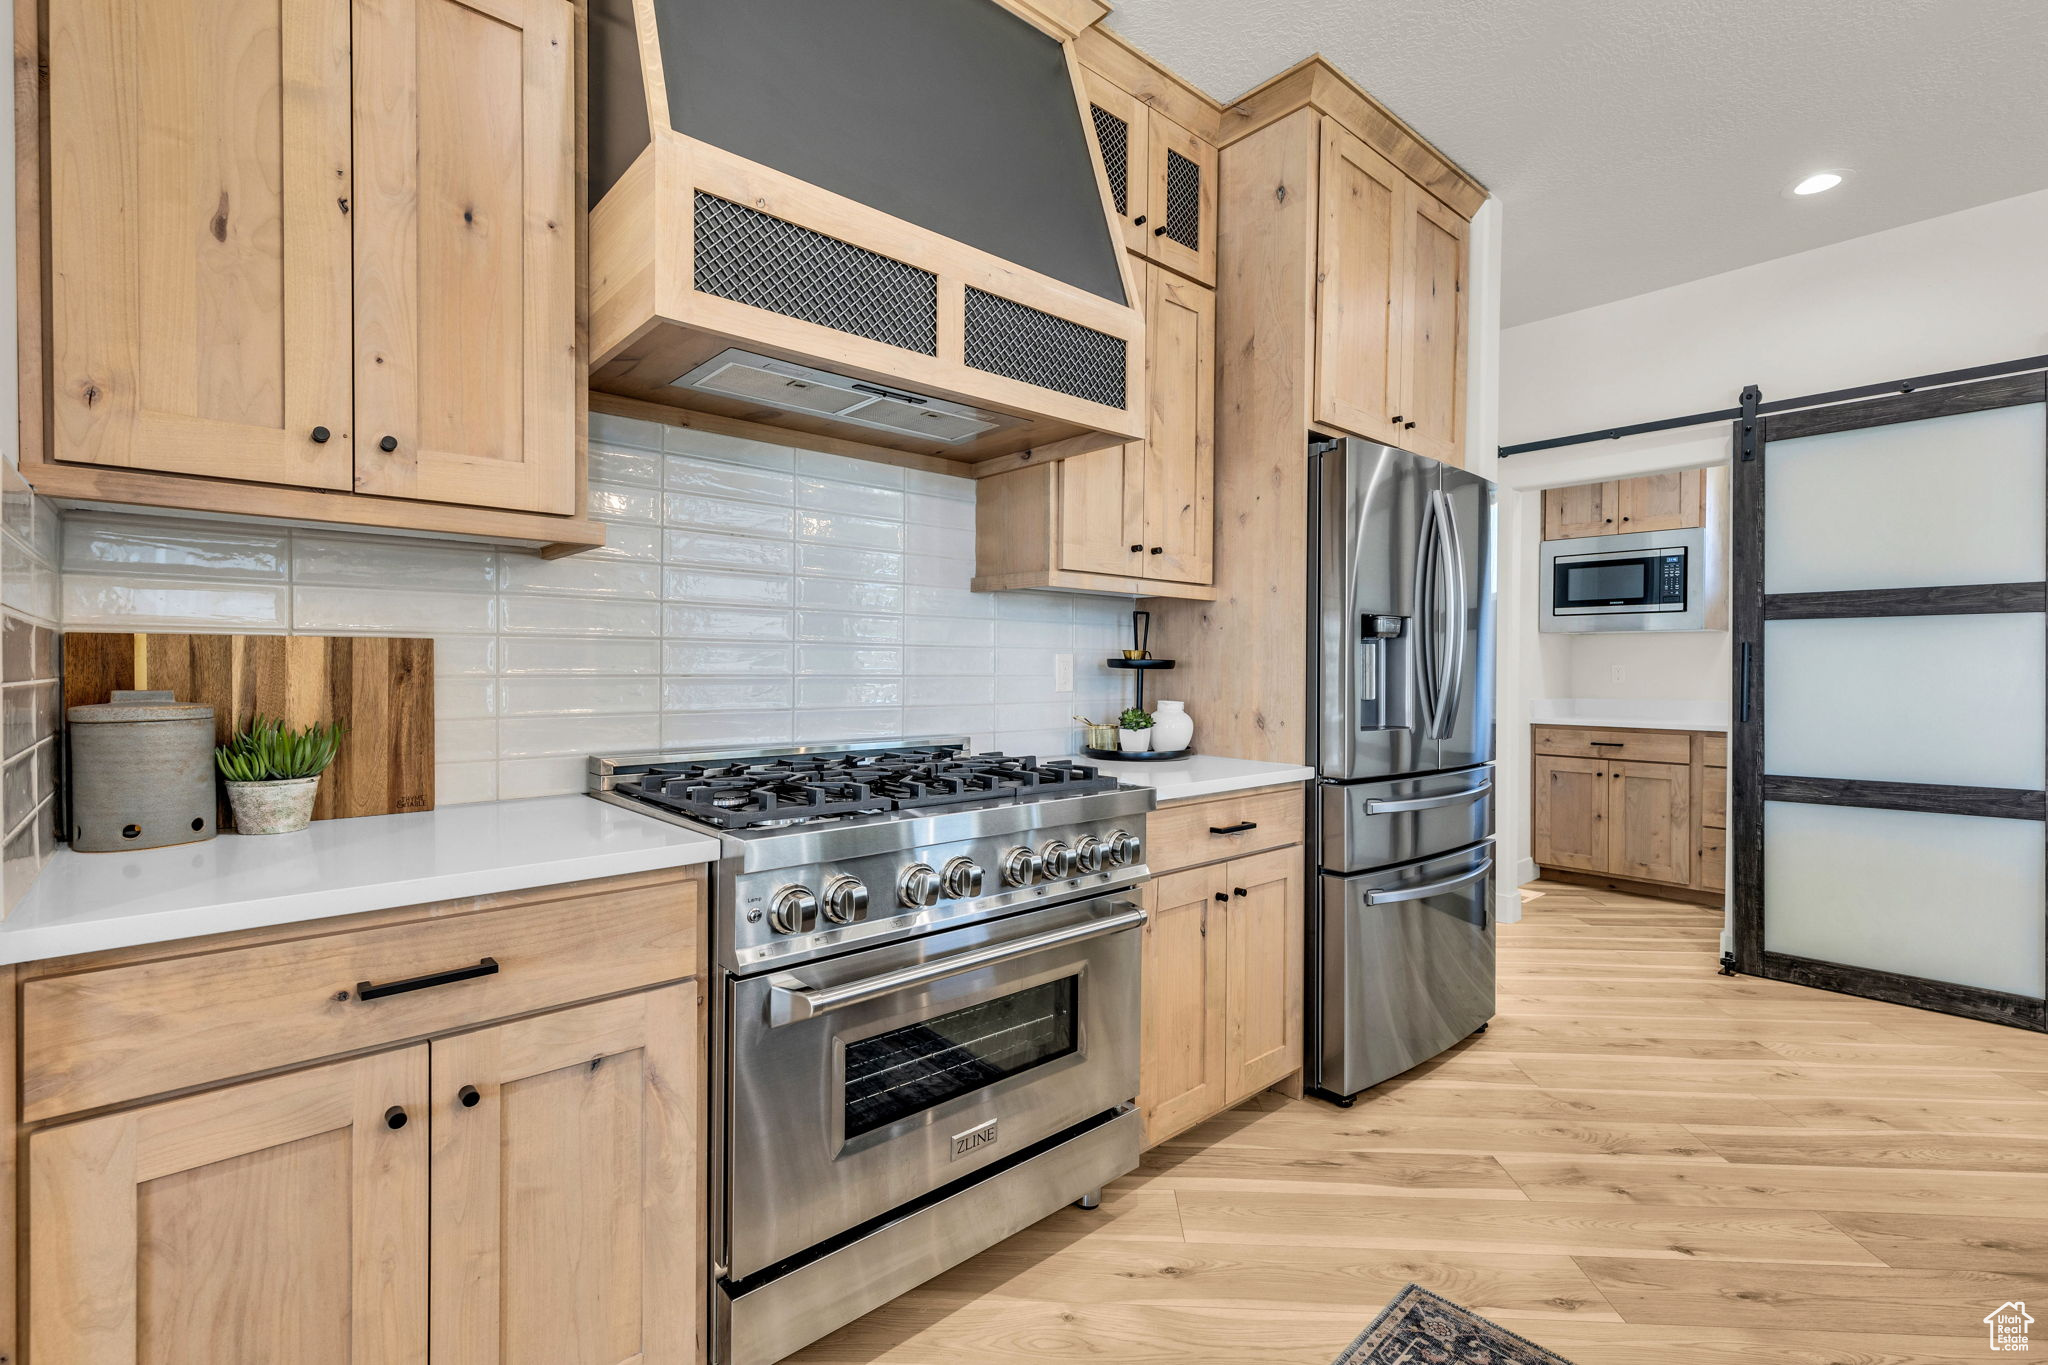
1531 726 1727 900
1137 784 1305 1146
2 867 705 1365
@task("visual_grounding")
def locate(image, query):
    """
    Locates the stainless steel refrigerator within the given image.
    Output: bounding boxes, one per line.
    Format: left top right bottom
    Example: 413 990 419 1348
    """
1308 437 1498 1104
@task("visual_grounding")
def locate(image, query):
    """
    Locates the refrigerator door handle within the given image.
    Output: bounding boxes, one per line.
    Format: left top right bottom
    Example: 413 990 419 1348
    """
1362 778 1493 814
1433 488 1468 741
1363 855 1494 906
1413 495 1442 739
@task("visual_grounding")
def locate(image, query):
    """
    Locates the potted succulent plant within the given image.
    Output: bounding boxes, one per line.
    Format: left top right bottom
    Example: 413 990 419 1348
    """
215 716 347 835
1117 706 1155 754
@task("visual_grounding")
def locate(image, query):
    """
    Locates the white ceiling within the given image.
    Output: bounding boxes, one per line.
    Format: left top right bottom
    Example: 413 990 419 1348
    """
1103 0 2048 325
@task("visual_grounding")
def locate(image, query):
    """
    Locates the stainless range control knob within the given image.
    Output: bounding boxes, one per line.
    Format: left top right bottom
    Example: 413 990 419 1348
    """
821 875 870 925
942 857 985 900
1106 829 1142 867
1001 846 1044 887
897 862 941 908
1039 840 1078 879
1073 835 1107 873
768 884 819 935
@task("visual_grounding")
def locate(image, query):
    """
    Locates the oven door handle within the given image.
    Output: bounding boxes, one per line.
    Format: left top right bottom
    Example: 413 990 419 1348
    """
765 904 1148 1026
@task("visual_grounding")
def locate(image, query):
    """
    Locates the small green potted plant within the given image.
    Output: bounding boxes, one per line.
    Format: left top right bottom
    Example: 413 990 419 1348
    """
215 717 347 835
1117 706 1155 754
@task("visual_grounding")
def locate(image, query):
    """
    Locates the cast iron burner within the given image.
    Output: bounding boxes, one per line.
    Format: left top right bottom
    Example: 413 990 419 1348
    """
625 745 1116 829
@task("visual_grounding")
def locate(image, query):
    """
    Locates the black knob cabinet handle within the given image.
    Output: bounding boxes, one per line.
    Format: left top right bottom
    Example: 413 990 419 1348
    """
379 435 399 452
1209 821 1258 835
1150 546 1164 555
1130 544 1143 553
1233 887 1248 898
356 956 499 1002
1214 891 1228 903
310 426 331 444
1154 225 1168 236
458 1085 482 1109
1404 421 1417 430
1133 215 1147 226
1391 415 1404 424
385 1106 409 1131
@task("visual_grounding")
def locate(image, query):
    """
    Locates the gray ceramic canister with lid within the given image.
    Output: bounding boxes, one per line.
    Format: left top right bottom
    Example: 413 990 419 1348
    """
67 690 218 852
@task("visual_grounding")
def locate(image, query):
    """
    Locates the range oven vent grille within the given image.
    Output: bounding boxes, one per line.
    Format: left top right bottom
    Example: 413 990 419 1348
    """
692 192 939 356
961 288 1127 409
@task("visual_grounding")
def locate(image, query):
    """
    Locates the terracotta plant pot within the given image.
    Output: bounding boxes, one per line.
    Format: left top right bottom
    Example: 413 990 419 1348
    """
225 776 322 835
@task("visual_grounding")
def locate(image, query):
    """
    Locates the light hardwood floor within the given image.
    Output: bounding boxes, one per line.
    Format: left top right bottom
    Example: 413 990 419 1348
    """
792 881 2048 1365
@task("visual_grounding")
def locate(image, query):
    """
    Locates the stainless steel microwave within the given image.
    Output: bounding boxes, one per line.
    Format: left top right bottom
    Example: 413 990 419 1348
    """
1540 527 1710 632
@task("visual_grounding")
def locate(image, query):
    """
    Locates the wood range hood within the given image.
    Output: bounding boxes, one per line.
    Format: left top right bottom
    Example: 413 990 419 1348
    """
586 0 1146 465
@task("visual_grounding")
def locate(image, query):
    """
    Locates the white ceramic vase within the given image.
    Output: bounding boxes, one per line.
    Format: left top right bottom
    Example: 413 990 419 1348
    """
1151 700 1194 753
225 775 322 835
1118 727 1153 753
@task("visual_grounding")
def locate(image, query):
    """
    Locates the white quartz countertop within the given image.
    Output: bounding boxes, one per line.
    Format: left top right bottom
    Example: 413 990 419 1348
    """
1530 699 1729 733
1074 754 1317 802
0 795 719 966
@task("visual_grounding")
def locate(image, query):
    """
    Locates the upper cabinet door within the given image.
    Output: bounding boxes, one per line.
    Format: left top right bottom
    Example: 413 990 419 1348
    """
1082 69 1152 259
352 0 578 514
1397 184 1469 467
48 0 355 487
1543 481 1618 540
1143 109 1217 286
428 988 699 1365
28 1049 429 1364
1142 266 1215 585
1616 470 1706 533
1314 121 1406 446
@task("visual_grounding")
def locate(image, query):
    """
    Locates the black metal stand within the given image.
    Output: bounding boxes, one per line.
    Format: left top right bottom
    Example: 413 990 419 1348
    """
1105 657 1174 713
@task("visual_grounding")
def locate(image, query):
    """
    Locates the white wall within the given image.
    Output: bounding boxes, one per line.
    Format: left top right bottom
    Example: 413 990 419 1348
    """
1496 187 2048 890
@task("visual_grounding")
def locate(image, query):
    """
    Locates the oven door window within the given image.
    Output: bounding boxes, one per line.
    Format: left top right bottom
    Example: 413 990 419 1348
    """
842 976 1078 1139
1557 556 1653 608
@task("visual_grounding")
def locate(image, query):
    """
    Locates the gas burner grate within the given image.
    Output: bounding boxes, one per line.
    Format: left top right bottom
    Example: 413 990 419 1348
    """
615 746 1118 829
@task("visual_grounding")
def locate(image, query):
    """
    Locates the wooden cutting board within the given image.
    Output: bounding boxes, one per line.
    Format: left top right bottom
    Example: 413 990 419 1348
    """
62 634 435 824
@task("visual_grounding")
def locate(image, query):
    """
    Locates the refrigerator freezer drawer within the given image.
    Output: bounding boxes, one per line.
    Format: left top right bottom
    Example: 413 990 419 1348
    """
1314 844 1496 1099
1320 766 1495 874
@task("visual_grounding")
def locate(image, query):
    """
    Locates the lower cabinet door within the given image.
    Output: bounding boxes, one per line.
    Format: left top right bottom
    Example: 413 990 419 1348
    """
29 1048 430 1364
429 986 699 1365
1222 846 1304 1104
1532 754 1607 872
1137 864 1228 1145
1607 760 1693 886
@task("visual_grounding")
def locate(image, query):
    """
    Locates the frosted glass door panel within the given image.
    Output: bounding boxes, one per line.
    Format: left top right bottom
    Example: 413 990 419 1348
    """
1764 614 2047 789
1765 404 2046 594
1764 802 2046 998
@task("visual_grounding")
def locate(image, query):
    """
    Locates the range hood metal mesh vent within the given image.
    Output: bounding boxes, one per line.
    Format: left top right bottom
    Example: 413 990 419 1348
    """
692 193 938 355
1165 149 1201 250
962 288 1126 409
1090 104 1129 217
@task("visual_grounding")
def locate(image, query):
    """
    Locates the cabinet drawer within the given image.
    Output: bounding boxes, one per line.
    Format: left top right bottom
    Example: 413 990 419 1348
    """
1701 733 1728 767
21 869 700 1121
1701 767 1727 829
1532 726 1692 764
1149 786 1303 874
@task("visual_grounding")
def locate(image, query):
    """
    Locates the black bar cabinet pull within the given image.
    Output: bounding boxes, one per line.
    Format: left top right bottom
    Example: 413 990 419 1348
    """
1589 741 1623 748
1209 821 1258 835
458 1085 482 1109
356 956 499 1002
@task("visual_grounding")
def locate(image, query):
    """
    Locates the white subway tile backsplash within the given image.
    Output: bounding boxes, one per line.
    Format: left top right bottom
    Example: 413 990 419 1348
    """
65 574 290 630
49 411 1139 810
501 637 661 675
293 585 498 636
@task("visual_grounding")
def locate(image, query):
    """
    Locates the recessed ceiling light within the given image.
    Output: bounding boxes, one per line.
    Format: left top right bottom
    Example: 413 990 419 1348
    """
1791 171 1845 197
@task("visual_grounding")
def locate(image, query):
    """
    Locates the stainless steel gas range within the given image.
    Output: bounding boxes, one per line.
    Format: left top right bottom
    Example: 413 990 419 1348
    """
591 739 1153 1365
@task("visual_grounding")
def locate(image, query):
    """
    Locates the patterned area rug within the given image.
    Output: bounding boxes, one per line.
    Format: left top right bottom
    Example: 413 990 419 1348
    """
1334 1285 1577 1364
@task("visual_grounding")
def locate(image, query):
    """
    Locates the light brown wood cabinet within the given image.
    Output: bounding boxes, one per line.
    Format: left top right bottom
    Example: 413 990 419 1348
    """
1543 471 1708 540
1532 727 1725 899
1138 788 1304 1146
31 0 596 551
14 869 704 1365
1313 121 1469 467
1081 68 1218 287
973 261 1216 598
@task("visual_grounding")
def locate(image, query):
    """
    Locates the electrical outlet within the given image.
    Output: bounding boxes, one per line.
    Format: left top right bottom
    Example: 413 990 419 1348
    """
1610 664 1626 685
1054 653 1074 694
